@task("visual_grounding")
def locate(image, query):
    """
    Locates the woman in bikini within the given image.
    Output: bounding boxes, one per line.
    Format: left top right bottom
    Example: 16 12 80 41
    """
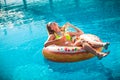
44 22 110 59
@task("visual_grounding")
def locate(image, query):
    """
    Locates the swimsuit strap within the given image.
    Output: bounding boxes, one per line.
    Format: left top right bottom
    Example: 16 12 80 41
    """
54 32 61 39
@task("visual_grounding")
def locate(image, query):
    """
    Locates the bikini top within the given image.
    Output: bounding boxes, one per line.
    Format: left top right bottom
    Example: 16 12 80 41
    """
54 32 71 41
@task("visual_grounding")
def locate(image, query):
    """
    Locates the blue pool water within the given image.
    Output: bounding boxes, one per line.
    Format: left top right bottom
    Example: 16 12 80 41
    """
0 0 120 80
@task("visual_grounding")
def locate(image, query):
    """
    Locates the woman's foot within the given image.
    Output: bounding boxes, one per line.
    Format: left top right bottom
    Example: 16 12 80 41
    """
97 51 110 60
104 42 110 50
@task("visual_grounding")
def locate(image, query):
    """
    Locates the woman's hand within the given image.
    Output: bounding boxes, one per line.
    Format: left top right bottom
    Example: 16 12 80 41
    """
44 42 49 47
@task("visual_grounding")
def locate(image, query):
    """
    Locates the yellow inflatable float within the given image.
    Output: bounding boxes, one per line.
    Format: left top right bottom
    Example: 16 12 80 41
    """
42 34 102 62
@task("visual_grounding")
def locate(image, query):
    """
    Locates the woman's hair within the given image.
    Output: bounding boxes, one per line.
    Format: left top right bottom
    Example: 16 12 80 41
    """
46 22 54 35
46 22 62 35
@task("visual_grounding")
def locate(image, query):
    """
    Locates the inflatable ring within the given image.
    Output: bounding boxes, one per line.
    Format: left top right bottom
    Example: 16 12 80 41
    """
42 34 103 62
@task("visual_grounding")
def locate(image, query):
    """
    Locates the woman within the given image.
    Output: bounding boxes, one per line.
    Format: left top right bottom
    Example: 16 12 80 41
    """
44 22 110 59
44 22 84 46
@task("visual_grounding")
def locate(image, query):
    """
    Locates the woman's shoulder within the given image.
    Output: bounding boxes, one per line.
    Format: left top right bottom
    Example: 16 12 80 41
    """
49 34 56 38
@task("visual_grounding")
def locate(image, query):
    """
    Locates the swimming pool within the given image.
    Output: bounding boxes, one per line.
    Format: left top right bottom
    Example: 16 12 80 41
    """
0 0 120 80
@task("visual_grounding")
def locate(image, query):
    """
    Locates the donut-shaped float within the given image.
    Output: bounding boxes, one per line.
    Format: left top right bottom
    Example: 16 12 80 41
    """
42 34 103 62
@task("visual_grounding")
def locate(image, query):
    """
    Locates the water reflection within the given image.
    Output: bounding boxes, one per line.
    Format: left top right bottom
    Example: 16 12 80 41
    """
0 0 120 80
13 64 50 80
3 29 7 35
49 0 54 12
44 58 114 79
28 25 32 34
0 9 33 29
23 0 27 9
74 0 79 9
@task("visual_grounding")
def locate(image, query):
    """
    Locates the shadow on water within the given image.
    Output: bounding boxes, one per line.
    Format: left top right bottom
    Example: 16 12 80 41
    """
3 29 7 35
74 0 79 9
49 0 54 12
44 58 114 80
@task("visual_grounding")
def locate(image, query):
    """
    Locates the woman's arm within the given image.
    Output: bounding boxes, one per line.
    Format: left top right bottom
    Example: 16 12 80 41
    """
44 34 66 47
67 22 84 33
67 32 83 37
60 22 72 31
63 22 84 37
44 34 55 47
61 22 84 35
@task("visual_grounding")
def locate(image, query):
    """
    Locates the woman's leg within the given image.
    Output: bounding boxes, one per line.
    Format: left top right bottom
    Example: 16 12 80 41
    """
79 35 110 49
82 42 109 59
87 40 110 49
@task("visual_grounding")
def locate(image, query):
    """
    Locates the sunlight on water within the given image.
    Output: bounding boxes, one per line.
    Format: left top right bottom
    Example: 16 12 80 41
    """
0 9 33 29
